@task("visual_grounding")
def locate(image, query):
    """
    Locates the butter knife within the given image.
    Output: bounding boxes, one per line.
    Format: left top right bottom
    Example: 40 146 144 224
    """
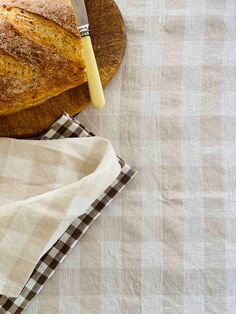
70 0 105 108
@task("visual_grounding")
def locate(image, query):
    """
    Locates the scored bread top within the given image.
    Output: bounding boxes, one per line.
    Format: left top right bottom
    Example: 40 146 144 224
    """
0 0 79 35
0 0 87 116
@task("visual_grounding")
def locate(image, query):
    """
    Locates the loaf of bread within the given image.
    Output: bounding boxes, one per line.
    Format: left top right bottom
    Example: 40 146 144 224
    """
0 0 87 115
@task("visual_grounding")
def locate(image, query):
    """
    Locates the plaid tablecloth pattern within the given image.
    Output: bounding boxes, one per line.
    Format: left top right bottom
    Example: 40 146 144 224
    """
0 114 136 313
11 0 236 313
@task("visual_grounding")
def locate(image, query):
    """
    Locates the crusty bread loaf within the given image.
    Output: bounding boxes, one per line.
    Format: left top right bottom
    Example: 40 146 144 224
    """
0 0 87 115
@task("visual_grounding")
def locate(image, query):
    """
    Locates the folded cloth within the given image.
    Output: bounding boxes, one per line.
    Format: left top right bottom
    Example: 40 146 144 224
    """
0 127 121 297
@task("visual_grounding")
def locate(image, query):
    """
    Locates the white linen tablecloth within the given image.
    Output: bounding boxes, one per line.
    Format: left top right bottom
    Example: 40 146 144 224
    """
26 0 236 313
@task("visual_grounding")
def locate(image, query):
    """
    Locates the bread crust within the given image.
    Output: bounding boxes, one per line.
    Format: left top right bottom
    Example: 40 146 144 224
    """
0 0 79 35
0 0 87 115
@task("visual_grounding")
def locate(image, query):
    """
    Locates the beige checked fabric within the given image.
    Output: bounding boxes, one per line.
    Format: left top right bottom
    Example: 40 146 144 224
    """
8 0 236 313
0 126 121 297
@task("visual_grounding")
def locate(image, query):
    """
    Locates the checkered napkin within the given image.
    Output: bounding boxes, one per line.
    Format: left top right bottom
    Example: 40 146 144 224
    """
0 113 136 314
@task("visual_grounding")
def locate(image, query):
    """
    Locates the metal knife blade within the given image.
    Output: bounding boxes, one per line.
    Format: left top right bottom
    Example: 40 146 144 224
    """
70 0 89 35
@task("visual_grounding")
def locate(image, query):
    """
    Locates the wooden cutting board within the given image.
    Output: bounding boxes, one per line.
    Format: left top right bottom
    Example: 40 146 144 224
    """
0 0 126 138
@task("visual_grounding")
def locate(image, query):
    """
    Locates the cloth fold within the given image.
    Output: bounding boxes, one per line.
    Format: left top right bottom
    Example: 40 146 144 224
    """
0 135 121 297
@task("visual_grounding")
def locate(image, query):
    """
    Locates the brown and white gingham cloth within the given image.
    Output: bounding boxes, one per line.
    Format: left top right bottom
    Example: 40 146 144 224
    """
0 113 136 313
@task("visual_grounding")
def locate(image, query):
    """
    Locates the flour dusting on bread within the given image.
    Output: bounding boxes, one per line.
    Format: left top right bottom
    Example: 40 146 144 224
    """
0 0 86 115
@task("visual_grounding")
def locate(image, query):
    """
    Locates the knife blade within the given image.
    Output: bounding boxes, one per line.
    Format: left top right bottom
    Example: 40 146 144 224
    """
70 0 105 108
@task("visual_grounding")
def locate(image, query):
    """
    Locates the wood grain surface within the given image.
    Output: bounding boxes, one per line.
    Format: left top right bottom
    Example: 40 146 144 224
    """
0 0 126 137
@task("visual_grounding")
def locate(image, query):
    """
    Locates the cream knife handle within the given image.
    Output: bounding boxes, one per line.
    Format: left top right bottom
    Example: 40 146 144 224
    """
82 36 105 108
